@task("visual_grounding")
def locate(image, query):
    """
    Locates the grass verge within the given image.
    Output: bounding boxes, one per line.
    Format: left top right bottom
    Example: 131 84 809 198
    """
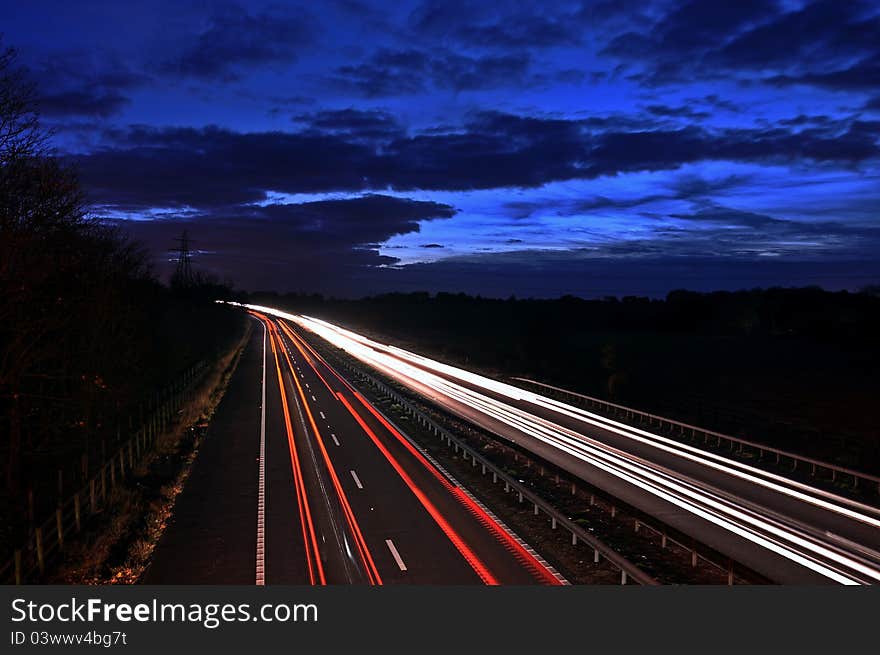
51 321 251 584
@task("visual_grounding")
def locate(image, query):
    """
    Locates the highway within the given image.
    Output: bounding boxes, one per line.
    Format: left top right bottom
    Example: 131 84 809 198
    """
241 304 880 585
148 312 563 585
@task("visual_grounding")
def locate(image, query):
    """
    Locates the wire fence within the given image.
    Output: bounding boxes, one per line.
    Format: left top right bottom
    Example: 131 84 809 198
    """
1 362 208 584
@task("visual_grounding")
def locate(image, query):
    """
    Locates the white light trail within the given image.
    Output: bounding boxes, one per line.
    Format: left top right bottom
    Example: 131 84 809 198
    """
241 303 880 584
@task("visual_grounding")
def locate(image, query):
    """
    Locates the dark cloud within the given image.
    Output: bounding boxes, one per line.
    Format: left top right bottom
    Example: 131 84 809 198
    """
73 112 879 213
577 194 670 212
409 1 584 49
505 193 669 219
33 50 149 91
116 194 456 292
38 90 130 118
777 114 835 127
160 4 317 80
407 0 655 51
407 1 493 39
668 205 880 252
334 49 428 96
334 48 532 96
381 111 587 189
585 122 879 177
257 194 457 244
294 108 403 139
602 0 781 71
660 0 781 58
645 104 711 120
504 201 543 219
602 0 880 90
670 206 787 229
476 201 880 266
701 94 741 113
765 54 880 91
7 0 879 299
670 172 752 199
28 50 148 119
433 52 531 91
503 172 757 220
454 18 581 49
713 1 878 72
75 125 375 208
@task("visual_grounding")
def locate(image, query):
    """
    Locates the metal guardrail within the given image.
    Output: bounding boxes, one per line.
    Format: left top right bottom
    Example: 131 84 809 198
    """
512 377 880 495
2 362 208 584
337 362 659 586
302 334 752 583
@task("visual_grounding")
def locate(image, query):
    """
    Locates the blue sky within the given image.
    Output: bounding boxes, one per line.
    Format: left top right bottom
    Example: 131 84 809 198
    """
4 0 879 296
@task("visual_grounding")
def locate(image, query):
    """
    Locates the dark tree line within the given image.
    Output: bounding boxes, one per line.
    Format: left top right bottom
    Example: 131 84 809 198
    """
0 46 244 549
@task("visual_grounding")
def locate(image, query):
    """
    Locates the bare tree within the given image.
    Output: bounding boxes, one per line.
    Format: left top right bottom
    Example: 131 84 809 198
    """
0 45 44 167
0 40 243 554
0 44 91 496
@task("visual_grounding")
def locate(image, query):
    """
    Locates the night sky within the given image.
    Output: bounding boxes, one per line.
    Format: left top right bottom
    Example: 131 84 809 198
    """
6 0 880 297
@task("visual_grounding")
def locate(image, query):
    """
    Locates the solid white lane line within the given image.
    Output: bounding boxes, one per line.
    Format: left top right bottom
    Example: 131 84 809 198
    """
332 434 340 446
385 539 407 571
350 469 363 489
256 322 267 586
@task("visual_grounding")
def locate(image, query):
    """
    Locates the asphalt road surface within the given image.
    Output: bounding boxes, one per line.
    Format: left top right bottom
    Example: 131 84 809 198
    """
247 307 880 586
146 315 562 585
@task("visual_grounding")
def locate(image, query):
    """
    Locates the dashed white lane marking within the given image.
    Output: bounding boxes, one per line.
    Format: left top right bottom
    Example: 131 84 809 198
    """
332 434 340 447
311 394 317 401
350 469 363 489
305 383 310 389
385 539 407 571
368 402 570 584
319 411 326 419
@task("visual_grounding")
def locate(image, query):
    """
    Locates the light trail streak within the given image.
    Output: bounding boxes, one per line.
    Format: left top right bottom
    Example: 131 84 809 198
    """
253 312 326 585
241 304 880 585
337 393 500 585
281 317 501 583
280 318 561 585
297 314 880 525
399 367 879 584
274 320 382 585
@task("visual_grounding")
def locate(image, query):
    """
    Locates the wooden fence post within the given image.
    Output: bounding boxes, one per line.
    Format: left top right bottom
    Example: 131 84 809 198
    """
27 488 34 525
56 508 64 550
74 493 81 532
35 527 45 576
